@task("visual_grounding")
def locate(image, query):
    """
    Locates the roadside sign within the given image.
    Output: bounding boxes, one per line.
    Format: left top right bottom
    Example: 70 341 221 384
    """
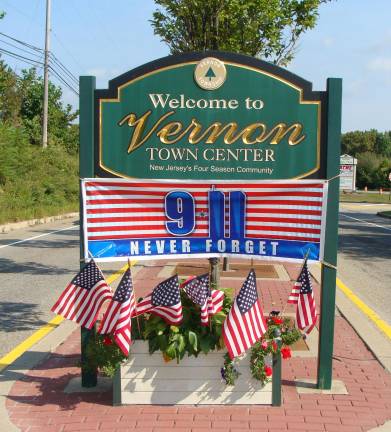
79 52 342 393
339 154 357 191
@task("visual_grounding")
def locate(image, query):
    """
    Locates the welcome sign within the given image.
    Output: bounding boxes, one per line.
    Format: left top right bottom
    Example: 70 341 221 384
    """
82 178 327 262
80 52 341 391
95 53 325 181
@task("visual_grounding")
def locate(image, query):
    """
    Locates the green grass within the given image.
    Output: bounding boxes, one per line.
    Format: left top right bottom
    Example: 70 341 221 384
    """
339 192 391 204
377 211 391 219
0 123 79 224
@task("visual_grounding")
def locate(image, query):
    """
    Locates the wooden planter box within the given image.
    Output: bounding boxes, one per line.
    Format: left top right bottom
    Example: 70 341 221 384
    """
113 341 274 405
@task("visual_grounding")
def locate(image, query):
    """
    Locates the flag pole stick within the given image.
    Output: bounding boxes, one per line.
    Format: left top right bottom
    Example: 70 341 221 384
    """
299 248 311 274
208 272 213 332
129 258 142 339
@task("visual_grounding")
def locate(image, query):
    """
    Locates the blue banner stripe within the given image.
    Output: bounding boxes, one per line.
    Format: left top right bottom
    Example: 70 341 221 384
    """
88 237 320 261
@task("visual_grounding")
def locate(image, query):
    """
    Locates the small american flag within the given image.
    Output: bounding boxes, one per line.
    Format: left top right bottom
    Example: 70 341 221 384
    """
181 273 224 325
98 267 135 356
287 280 301 304
134 275 183 325
223 269 267 359
289 259 317 334
51 260 112 329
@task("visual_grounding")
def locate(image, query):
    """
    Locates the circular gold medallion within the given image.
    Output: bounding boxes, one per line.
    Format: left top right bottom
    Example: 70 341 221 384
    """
194 57 226 91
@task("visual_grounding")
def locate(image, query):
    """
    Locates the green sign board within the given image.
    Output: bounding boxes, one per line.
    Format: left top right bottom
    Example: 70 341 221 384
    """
95 53 325 180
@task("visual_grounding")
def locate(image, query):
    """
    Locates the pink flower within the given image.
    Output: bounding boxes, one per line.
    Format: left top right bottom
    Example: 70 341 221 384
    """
261 341 268 350
264 365 272 377
281 347 292 359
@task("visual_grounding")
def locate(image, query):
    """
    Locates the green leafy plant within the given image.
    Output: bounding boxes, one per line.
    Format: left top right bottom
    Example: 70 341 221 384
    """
136 288 234 363
84 333 127 378
221 353 240 385
83 287 233 378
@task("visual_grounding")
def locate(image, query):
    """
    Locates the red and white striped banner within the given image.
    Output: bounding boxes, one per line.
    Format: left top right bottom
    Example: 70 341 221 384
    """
81 178 327 262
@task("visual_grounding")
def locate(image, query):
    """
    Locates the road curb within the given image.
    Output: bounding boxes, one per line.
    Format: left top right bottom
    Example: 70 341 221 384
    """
310 265 391 374
0 212 79 233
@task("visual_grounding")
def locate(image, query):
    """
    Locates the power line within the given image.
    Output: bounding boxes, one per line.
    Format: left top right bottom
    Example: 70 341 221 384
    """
0 31 79 95
50 53 78 84
0 46 78 95
0 0 36 22
50 53 78 85
0 50 42 69
0 38 44 60
48 65 79 96
0 47 44 67
0 30 79 84
0 31 43 53
52 31 84 72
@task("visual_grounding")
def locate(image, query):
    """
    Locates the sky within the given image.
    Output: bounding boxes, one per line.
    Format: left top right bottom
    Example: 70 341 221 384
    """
0 0 390 133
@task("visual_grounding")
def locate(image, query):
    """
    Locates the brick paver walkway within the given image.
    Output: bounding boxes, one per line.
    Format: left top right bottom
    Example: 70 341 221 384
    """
5 261 391 432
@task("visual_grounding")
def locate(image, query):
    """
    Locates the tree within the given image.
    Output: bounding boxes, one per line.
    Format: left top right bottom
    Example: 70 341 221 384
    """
374 132 391 158
18 68 78 152
0 60 21 125
341 130 377 156
151 0 332 66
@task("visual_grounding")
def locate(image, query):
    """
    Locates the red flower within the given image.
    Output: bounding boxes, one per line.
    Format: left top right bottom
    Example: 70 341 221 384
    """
272 317 283 325
281 347 292 359
103 336 113 346
261 341 268 350
271 340 278 352
264 365 272 377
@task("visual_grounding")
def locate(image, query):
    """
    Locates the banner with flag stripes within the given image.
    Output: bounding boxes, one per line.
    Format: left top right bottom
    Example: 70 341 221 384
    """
81 178 328 263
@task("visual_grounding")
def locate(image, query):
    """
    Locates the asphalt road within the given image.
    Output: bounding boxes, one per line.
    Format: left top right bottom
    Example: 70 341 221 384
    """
338 202 391 326
0 203 390 358
0 217 80 357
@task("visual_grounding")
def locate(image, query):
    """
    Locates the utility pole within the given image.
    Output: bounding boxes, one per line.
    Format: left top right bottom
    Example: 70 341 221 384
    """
42 0 51 149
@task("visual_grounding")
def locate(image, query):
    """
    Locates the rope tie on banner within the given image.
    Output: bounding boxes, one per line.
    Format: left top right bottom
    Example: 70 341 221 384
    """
325 173 341 183
79 258 94 263
321 261 338 270
80 250 93 263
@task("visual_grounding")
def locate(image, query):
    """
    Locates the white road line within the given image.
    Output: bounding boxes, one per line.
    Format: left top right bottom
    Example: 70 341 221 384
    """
340 213 391 231
0 225 79 249
341 203 389 207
